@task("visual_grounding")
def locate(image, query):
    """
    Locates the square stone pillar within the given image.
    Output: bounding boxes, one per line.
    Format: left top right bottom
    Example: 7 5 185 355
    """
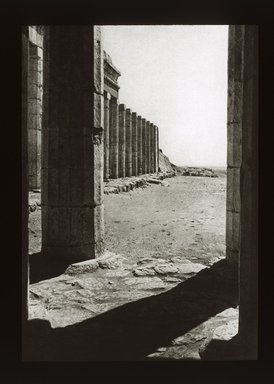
155 126 159 172
118 104 126 178
104 92 111 180
141 118 147 175
153 125 158 173
125 108 132 177
131 112 138 176
109 97 119 179
226 25 245 266
238 25 258 359
28 43 43 191
137 115 143 175
146 121 151 174
150 123 155 173
41 26 104 262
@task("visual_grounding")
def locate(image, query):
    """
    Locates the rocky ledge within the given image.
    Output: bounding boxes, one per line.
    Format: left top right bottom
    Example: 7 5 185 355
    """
176 167 218 178
104 171 176 194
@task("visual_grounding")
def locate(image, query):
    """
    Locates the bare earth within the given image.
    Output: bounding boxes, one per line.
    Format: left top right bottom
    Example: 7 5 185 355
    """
104 174 226 267
28 173 239 360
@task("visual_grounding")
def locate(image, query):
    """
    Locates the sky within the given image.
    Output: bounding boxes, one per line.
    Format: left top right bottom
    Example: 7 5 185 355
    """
102 25 228 167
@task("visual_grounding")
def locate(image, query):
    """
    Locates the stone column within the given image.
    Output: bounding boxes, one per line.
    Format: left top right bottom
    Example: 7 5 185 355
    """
226 25 245 266
125 108 132 177
118 104 126 178
109 97 119 179
22 27 29 324
104 92 111 180
28 43 43 191
131 112 138 176
41 26 104 262
153 125 158 173
146 121 151 174
156 126 159 172
238 25 258 359
150 123 155 173
137 115 143 175
141 118 147 175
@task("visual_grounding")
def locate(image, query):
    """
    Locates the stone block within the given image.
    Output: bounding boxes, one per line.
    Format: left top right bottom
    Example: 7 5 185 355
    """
226 167 241 212
226 210 240 251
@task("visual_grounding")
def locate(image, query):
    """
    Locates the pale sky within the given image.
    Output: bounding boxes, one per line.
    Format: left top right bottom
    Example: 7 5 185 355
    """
101 25 228 167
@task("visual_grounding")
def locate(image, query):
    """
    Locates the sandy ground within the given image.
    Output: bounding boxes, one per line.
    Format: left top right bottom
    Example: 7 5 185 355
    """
29 173 226 265
104 174 226 267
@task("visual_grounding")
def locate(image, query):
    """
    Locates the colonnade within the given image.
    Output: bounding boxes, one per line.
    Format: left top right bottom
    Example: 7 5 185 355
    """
103 92 159 180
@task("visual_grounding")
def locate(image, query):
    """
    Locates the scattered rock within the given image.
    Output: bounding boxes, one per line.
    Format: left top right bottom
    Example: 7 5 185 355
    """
147 178 161 184
65 259 99 274
98 252 127 269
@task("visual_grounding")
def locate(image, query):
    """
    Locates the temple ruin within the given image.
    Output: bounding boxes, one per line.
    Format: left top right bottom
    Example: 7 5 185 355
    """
22 25 258 360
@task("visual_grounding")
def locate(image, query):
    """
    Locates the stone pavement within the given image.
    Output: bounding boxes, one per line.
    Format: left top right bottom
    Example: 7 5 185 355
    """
29 252 238 360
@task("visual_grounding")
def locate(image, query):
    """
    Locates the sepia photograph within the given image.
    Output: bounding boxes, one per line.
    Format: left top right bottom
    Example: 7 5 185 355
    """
22 24 258 361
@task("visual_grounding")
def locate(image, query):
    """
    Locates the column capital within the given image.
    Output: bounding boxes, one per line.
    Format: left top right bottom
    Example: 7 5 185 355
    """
126 108 132 114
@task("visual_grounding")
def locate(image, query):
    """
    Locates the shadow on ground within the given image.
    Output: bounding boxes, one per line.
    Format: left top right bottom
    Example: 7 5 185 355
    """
24 260 238 361
29 252 72 284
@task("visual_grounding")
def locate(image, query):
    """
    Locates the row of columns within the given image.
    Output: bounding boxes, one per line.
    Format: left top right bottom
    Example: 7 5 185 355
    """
103 93 159 180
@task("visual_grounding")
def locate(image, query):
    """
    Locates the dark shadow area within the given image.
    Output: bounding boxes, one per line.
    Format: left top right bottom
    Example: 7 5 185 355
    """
29 252 71 283
24 260 238 361
199 334 245 360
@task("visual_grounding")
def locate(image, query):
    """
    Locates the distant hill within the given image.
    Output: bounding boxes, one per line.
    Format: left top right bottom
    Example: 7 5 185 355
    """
159 149 176 173
158 150 227 178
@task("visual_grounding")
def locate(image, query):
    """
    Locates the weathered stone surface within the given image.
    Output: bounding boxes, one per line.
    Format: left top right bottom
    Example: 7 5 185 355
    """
97 252 127 269
65 259 99 274
154 264 179 275
133 267 156 277
199 319 239 359
177 263 206 275
123 276 166 290
109 97 119 179
104 92 111 180
227 167 241 212
42 26 104 261
226 210 240 251
227 123 242 167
